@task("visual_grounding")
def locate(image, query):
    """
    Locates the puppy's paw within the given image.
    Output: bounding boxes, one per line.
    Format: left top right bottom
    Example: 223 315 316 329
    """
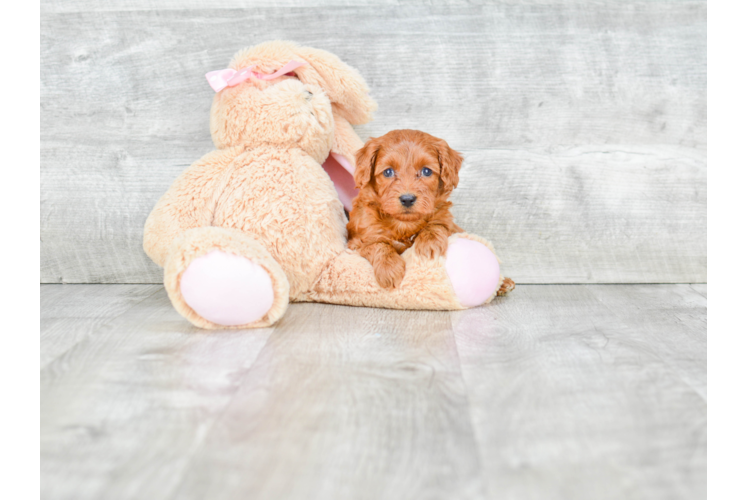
373 254 406 289
497 277 515 296
414 230 449 259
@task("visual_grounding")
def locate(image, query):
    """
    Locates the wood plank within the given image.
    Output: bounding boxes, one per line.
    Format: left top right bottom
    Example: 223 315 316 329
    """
41 284 707 499
40 286 485 500
452 284 707 500
41 286 276 500
41 4 706 149
42 0 693 11
41 3 706 284
170 304 484 500
453 146 706 283
41 0 415 12
41 284 161 367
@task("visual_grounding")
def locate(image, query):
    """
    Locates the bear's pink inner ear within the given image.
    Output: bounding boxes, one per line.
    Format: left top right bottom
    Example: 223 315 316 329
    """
321 153 358 212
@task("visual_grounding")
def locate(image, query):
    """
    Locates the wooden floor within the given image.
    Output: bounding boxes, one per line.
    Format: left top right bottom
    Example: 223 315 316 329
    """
41 284 706 500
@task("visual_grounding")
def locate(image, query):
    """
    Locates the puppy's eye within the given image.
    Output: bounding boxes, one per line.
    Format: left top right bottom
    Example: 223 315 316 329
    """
383 168 395 178
421 167 433 177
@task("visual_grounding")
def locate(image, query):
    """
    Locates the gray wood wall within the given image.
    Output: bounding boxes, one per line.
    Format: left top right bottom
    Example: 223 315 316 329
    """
41 1 706 284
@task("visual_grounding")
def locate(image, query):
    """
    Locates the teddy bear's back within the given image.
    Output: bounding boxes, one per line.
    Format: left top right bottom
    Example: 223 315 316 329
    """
212 145 349 298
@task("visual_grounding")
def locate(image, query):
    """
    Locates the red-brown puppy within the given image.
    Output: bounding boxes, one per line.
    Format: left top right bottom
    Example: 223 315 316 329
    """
347 129 464 289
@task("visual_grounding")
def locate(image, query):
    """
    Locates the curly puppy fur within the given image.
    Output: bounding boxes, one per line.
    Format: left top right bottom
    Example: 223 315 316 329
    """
347 129 465 289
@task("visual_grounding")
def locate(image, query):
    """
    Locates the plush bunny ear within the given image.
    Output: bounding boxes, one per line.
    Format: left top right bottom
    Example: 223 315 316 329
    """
294 46 377 125
434 139 463 195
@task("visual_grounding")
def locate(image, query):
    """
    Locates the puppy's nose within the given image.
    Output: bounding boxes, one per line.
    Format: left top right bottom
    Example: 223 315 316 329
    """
399 194 417 208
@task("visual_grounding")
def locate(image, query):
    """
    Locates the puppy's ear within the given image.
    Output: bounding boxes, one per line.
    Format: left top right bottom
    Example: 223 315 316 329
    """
435 139 463 195
354 138 381 189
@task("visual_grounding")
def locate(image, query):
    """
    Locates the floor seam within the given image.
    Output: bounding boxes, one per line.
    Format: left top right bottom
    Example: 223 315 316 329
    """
446 311 492 500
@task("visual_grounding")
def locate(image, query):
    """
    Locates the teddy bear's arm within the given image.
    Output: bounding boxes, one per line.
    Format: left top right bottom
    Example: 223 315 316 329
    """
143 146 243 267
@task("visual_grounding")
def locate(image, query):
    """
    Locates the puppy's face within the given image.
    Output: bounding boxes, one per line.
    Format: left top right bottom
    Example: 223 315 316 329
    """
355 130 462 222
371 141 441 221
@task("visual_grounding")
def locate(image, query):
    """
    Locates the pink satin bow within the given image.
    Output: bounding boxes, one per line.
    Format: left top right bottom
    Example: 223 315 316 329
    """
205 60 307 92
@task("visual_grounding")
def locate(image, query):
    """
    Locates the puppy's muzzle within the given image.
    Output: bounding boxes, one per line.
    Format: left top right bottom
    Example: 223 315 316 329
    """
399 194 417 208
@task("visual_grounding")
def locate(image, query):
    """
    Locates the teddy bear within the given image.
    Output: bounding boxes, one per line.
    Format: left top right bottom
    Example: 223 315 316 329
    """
143 41 511 329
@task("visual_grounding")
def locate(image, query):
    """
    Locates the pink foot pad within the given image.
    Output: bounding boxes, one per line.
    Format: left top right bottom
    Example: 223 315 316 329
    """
180 250 275 326
445 238 501 307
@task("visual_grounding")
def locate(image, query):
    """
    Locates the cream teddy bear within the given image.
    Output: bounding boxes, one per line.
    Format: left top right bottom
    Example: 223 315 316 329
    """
143 41 510 329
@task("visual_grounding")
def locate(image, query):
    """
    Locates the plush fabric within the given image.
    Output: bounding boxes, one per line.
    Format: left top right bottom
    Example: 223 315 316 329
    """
180 250 275 326
445 238 502 307
144 41 508 329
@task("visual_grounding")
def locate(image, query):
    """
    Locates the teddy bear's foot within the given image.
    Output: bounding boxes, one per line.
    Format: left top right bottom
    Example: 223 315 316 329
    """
164 227 290 329
497 277 516 296
445 237 502 307
180 250 275 326
305 233 503 311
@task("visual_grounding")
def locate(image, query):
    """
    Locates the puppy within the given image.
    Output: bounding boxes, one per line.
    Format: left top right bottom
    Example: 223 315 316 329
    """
347 129 464 289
